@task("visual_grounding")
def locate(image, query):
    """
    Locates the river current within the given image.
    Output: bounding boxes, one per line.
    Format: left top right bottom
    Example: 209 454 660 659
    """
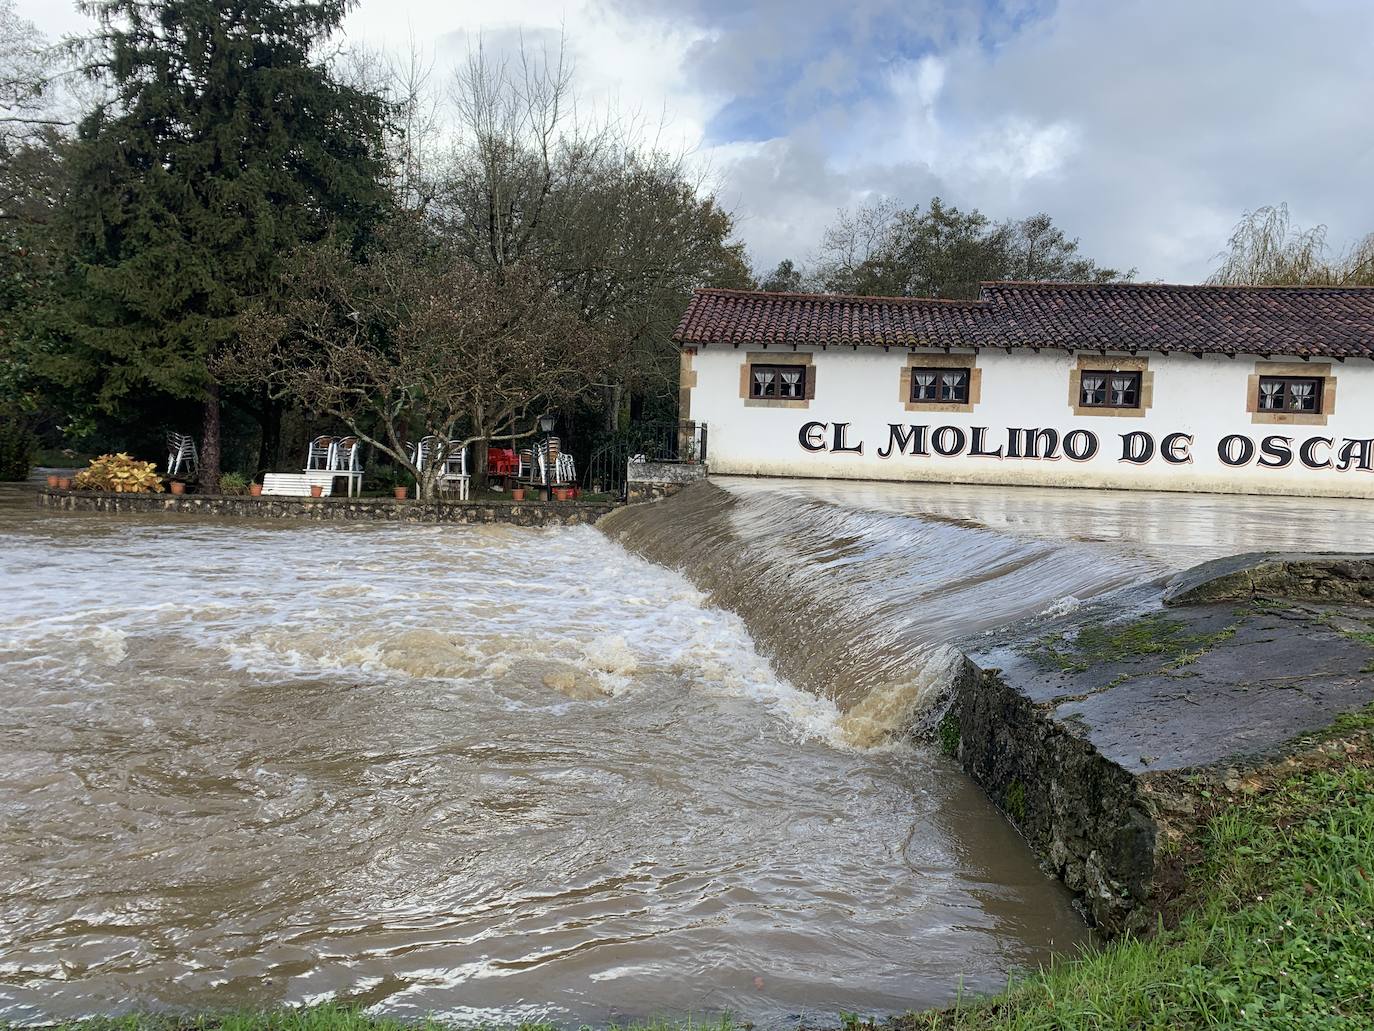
3 478 1371 1025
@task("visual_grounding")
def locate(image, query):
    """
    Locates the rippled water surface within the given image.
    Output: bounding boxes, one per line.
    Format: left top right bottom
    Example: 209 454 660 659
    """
0 487 1086 1026
8 477 1369 1026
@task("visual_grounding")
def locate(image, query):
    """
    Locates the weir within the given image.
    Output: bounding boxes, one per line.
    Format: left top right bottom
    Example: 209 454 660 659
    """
601 476 1374 927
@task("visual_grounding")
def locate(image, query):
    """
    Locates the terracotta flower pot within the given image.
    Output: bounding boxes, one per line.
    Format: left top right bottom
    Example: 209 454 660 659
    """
56 476 72 490
554 487 572 502
310 485 323 498
249 483 263 497
169 481 185 495
394 486 408 500
510 488 526 501
46 474 60 488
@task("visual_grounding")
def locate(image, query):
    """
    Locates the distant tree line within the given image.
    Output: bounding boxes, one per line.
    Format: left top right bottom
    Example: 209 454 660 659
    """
757 197 1132 298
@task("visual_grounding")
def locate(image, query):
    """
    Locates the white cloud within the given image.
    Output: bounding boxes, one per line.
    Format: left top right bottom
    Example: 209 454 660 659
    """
18 0 1374 284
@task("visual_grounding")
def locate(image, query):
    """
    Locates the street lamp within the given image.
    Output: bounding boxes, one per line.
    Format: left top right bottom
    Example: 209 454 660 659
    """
536 413 557 495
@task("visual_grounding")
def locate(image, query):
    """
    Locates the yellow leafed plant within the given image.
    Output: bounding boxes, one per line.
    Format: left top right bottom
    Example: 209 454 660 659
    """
73 453 165 493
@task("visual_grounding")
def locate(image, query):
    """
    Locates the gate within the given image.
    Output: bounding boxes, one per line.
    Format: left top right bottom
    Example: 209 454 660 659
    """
584 421 707 499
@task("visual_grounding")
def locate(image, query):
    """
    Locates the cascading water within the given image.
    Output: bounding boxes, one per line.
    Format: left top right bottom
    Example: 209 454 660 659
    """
4 477 1371 1025
602 476 1374 747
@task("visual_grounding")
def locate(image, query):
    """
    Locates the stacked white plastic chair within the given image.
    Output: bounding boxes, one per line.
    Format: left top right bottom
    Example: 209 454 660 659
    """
535 437 576 486
437 439 470 501
305 435 336 471
166 432 199 479
407 435 469 500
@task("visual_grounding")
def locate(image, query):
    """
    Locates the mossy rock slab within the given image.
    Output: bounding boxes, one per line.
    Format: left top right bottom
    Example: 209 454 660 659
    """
1163 551 1374 606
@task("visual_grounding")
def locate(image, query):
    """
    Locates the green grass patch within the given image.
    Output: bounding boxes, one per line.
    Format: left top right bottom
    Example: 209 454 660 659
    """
938 709 961 757
1028 613 1238 675
895 735 1374 1030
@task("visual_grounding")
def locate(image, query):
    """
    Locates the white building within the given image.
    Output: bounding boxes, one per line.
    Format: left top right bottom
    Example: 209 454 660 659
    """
674 282 1374 499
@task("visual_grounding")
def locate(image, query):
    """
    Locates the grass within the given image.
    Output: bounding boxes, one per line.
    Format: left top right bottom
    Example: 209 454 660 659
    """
15 720 1374 1031
893 715 1374 1030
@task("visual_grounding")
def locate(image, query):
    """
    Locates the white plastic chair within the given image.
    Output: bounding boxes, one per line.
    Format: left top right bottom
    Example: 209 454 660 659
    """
166 432 199 478
332 436 363 497
437 439 469 501
305 435 336 471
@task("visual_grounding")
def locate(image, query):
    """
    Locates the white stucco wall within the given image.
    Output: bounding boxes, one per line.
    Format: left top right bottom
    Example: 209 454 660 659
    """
687 346 1374 498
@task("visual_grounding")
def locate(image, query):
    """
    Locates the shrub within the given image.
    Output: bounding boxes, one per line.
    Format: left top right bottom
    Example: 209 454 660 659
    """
73 453 165 493
0 418 38 481
219 471 250 495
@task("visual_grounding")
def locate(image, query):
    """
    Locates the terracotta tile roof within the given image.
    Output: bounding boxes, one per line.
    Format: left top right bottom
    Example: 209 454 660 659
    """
673 288 994 349
675 283 1374 359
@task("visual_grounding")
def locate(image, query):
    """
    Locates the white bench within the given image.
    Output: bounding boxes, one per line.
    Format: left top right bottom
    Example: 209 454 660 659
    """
261 472 336 497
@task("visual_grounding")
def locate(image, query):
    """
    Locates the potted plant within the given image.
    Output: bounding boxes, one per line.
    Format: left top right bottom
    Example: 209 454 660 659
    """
249 482 263 497
394 486 408 500
56 476 72 490
510 487 526 501
46 474 59 488
310 484 323 498
554 487 573 502
219 472 249 496
169 480 186 495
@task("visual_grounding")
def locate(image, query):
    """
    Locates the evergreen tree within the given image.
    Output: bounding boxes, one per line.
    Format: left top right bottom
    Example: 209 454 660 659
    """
60 0 390 487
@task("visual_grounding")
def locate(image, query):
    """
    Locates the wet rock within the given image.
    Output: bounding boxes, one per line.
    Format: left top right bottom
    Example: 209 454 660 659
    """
945 551 1374 937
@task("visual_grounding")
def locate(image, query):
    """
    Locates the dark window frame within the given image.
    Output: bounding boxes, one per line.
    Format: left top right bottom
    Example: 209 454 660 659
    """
1079 369 1143 410
909 366 972 404
749 363 808 400
1257 375 1324 414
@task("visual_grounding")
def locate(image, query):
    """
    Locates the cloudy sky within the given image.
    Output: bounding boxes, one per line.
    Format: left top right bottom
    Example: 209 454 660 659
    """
21 0 1374 283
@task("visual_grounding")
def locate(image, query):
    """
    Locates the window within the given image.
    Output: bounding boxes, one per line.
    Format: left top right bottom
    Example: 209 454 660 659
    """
750 364 807 399
910 367 971 404
1079 370 1141 409
1257 376 1323 414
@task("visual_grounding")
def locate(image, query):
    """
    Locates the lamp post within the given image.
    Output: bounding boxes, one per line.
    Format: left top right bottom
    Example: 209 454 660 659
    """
538 413 556 498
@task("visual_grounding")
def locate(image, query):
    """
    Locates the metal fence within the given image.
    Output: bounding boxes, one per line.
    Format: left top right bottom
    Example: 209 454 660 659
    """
584 420 707 498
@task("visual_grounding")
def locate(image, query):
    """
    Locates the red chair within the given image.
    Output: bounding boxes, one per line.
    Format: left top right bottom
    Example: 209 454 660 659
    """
486 447 517 477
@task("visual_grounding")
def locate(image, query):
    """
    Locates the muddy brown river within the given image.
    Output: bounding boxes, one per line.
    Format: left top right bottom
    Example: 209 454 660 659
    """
3 479 1371 1025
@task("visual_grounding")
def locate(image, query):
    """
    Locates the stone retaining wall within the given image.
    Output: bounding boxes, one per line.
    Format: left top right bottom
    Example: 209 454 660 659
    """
626 461 707 504
942 553 1374 936
37 489 616 526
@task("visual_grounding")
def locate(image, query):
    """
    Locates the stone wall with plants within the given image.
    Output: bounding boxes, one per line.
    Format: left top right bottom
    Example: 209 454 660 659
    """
37 489 616 526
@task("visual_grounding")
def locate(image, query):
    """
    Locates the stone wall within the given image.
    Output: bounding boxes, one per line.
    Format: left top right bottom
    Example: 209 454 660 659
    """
625 461 707 504
942 553 1374 936
37 489 616 526
943 659 1157 935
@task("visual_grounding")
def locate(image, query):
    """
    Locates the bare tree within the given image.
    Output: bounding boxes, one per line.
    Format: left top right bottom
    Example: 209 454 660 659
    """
339 36 443 212
810 198 902 292
435 34 748 430
220 218 611 499
1209 203 1374 287
0 0 68 143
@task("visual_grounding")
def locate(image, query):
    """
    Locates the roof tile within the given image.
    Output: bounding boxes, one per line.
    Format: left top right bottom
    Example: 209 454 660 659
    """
674 283 1374 358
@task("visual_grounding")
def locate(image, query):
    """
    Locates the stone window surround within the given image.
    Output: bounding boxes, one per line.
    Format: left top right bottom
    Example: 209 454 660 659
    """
740 351 815 408
899 352 981 414
1248 361 1336 426
1069 355 1154 418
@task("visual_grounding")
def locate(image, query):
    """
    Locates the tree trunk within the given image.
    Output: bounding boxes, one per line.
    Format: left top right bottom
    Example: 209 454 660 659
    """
474 438 488 493
603 383 623 433
256 390 283 475
200 382 222 493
